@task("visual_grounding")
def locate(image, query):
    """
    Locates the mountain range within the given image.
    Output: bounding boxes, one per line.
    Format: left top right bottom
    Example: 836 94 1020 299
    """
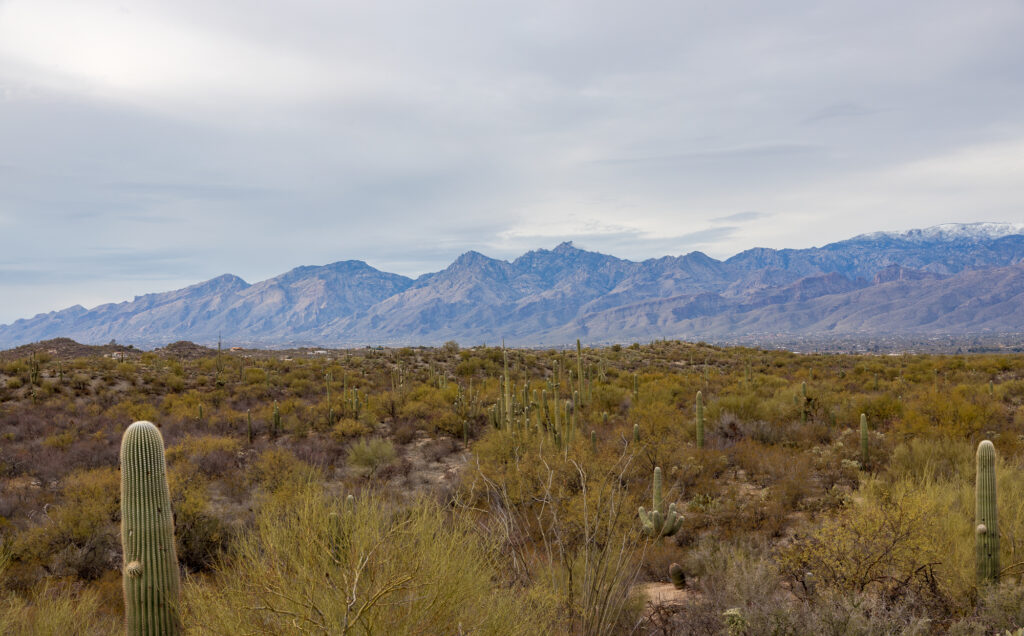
2 222 1023 349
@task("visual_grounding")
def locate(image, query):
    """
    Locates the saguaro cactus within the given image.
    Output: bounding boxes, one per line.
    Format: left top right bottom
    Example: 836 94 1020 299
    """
860 413 868 466
696 390 704 449
576 339 584 408
638 467 683 538
976 440 1000 584
669 563 686 590
120 421 181 635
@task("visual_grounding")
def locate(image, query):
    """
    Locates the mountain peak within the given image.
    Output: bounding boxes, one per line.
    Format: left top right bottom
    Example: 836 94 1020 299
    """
2 223 1023 348
855 222 1024 243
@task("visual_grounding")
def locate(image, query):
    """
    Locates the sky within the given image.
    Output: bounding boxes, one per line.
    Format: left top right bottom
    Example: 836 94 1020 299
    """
1 0 1023 325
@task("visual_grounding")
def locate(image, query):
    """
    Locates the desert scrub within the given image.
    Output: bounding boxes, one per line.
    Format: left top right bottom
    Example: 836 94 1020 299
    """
347 437 397 476
0 582 120 636
182 483 555 634
12 467 120 582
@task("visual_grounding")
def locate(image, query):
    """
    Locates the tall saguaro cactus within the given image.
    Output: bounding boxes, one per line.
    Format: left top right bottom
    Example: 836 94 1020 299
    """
121 421 181 635
576 339 584 409
976 440 1000 584
860 413 868 467
638 467 683 538
696 390 704 449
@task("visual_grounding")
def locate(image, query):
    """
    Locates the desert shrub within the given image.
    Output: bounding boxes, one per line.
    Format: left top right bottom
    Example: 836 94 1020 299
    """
103 399 159 425
331 417 371 440
182 484 555 634
0 582 120 636
171 474 235 573
391 421 418 445
13 467 120 582
899 385 1003 439
777 484 945 606
166 435 241 478
888 437 973 484
247 447 314 493
347 438 397 476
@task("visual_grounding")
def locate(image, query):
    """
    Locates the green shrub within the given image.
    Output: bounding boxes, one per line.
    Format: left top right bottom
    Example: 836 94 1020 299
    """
182 484 555 634
347 438 397 476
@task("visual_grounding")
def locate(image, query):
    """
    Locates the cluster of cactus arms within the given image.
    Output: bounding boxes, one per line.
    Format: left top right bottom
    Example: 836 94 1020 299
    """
638 467 683 538
696 390 704 449
976 440 999 584
120 421 181 635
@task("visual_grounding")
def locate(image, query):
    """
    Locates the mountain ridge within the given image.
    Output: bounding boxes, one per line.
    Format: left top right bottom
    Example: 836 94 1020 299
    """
2 222 1023 348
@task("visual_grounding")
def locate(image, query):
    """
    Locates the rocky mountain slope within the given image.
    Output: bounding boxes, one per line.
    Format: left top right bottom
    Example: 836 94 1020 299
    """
1 223 1022 348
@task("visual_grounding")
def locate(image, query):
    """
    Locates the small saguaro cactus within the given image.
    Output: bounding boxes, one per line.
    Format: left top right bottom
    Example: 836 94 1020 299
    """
638 467 683 538
120 421 181 635
976 440 1000 584
633 423 640 443
860 413 869 466
669 563 686 590
696 390 704 449
801 381 808 424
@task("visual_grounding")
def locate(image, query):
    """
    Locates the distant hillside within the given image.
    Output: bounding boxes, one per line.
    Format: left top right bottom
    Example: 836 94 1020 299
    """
1 223 1022 348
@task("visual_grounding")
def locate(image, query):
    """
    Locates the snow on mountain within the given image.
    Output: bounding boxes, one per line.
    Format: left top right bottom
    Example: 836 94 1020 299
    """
856 222 1024 243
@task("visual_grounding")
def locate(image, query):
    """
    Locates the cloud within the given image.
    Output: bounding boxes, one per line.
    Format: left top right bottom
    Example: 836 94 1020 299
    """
712 211 769 223
802 102 882 124
0 0 1023 323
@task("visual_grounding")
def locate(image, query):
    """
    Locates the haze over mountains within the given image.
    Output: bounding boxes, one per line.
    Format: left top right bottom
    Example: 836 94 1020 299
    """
1 223 1023 349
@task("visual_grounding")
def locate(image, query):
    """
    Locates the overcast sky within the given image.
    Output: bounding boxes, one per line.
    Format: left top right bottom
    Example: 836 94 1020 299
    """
1 0 1023 324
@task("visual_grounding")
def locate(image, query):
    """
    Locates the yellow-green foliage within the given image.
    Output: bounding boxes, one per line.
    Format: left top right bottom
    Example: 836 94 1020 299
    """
247 447 314 493
399 383 461 434
331 417 371 439
13 468 120 581
182 483 555 634
899 385 1003 438
781 438 1024 613
0 583 120 636
347 438 397 476
103 399 160 424
777 482 941 597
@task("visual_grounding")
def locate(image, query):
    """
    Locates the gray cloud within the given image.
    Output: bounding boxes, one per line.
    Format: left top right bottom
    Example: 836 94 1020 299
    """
0 0 1022 323
712 212 769 223
802 102 883 124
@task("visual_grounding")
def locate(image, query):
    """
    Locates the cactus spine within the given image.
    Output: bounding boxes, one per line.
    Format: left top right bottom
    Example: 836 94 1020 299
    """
976 440 999 584
696 390 704 449
120 421 181 635
860 413 868 466
638 467 683 538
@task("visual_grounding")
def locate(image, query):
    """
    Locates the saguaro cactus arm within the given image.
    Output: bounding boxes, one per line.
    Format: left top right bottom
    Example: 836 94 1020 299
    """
121 420 181 635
